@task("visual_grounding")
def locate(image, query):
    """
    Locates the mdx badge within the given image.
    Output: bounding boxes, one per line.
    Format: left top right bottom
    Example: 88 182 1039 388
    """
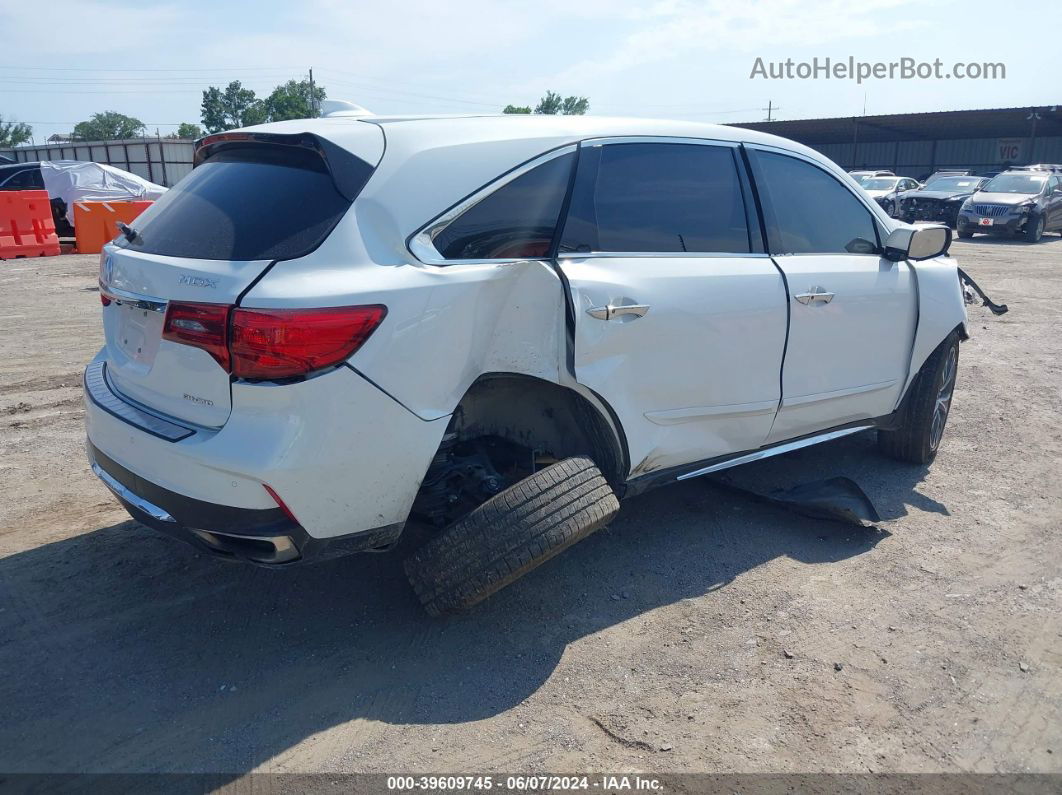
178 275 218 289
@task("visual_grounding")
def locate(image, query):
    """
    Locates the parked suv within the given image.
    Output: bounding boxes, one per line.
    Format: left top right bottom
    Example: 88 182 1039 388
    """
956 170 1062 242
85 116 966 615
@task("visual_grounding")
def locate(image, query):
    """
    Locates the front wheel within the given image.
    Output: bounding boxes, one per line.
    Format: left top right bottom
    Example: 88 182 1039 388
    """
956 227 974 239
878 332 960 464
1025 214 1045 243
404 456 620 616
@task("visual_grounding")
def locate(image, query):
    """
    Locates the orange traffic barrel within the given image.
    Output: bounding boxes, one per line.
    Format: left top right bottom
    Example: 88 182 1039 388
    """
74 200 154 254
0 190 61 260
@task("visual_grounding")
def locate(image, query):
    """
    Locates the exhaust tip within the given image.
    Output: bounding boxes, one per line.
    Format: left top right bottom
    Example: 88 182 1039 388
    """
191 529 300 564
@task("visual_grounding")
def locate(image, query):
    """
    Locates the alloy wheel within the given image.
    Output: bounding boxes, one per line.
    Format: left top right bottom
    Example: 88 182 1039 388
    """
930 345 958 450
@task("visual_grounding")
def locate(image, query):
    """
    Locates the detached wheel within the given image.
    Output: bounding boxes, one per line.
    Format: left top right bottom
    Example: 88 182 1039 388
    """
1025 214 1045 243
404 456 620 616
878 332 959 464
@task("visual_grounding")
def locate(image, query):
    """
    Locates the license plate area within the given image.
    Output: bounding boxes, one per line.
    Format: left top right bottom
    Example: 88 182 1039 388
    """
115 301 165 366
978 217 994 226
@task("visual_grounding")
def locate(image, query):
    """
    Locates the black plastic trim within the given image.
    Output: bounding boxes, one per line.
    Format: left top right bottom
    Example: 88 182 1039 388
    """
85 362 195 442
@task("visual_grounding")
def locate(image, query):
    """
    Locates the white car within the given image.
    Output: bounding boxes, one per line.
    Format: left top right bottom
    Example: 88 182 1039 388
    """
85 115 966 615
860 175 921 217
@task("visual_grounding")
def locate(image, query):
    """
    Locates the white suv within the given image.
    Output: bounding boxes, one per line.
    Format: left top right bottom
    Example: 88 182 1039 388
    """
85 115 966 615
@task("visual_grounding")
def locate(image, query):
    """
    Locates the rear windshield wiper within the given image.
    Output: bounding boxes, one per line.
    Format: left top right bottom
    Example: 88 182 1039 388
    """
116 221 140 244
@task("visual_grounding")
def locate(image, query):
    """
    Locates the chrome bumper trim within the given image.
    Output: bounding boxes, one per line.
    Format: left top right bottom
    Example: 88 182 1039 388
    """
91 460 177 523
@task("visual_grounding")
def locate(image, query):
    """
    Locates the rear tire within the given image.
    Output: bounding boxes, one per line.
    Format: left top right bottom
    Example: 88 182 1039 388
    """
404 456 620 616
878 332 960 465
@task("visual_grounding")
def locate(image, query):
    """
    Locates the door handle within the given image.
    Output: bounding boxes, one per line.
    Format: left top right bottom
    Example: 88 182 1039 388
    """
586 304 651 320
794 289 835 306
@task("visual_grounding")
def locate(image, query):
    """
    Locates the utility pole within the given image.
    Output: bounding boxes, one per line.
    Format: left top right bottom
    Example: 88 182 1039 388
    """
309 68 317 117
763 100 779 122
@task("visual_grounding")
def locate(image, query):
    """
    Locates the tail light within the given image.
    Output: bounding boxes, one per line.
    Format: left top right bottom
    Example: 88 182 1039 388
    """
162 302 232 369
162 302 385 380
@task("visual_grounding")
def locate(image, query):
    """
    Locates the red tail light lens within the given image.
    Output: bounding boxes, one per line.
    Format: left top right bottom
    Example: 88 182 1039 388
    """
230 305 386 380
162 302 231 370
161 302 385 380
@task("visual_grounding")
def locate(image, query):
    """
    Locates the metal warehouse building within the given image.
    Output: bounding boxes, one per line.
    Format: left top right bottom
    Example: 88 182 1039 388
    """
733 105 1062 179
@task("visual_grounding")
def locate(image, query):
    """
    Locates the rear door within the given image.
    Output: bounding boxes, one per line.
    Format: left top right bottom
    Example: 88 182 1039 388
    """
1048 176 1062 230
556 139 788 477
747 146 917 444
99 128 381 427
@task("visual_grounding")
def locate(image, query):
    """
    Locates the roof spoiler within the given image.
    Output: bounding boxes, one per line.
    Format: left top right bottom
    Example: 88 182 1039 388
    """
320 100 374 118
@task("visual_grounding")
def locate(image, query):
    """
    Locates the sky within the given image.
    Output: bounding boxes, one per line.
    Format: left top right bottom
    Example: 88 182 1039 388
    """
1 0 1057 144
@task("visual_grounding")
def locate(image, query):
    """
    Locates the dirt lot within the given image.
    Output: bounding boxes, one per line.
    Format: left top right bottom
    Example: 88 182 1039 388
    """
0 237 1060 778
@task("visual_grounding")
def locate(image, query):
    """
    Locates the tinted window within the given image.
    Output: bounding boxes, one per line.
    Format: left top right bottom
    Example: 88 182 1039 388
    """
1 168 43 190
115 145 368 261
433 152 574 260
560 143 751 254
755 152 880 255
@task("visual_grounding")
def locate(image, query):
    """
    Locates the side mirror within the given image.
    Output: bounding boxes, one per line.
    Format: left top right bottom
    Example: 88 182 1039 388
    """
884 224 951 261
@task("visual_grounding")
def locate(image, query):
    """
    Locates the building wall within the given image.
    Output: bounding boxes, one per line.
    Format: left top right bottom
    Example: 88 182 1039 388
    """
812 136 1062 178
0 138 194 187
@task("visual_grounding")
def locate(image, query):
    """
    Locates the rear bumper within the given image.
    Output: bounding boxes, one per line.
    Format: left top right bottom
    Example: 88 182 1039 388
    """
84 349 449 545
90 443 308 564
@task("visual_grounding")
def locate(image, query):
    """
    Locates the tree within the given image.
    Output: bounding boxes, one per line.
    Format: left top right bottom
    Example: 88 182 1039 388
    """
561 95 590 115
200 81 265 133
0 115 32 147
503 92 590 116
174 122 203 139
534 91 564 115
72 111 145 141
263 79 326 122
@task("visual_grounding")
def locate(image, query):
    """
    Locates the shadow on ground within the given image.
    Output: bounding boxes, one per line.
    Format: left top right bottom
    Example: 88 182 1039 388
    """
0 432 941 774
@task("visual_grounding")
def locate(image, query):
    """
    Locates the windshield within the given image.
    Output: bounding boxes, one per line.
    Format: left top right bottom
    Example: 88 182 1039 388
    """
924 176 982 191
863 178 900 190
981 174 1048 195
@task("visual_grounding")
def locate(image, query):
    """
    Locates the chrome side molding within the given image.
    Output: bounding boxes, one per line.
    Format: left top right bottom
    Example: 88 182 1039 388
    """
676 425 873 481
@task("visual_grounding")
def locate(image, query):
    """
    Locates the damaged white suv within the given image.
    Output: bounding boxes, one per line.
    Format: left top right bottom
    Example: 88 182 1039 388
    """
85 114 966 615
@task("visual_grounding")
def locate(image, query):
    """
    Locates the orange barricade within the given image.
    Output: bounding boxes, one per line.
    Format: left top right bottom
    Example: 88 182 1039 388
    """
0 190 61 260
74 200 154 254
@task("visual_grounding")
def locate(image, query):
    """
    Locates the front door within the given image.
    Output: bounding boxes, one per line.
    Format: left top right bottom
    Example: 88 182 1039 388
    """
556 139 788 477
747 147 918 444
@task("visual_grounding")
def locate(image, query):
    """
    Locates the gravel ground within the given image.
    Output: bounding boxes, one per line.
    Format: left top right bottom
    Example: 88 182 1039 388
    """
0 237 1059 778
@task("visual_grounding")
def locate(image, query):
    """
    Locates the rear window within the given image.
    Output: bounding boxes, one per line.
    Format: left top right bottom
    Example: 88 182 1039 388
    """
431 151 575 260
115 144 370 261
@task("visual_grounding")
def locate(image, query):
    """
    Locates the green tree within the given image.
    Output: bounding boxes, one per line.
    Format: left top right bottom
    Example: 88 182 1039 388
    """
0 115 32 147
504 92 589 116
72 111 145 140
174 122 203 139
200 81 265 133
534 91 564 115
560 95 590 115
263 79 326 122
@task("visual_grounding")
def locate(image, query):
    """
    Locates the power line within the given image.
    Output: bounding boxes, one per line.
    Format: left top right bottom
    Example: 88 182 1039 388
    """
0 65 303 72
